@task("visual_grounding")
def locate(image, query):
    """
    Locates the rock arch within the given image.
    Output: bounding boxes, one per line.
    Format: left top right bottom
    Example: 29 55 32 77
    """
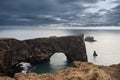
25 34 87 63
0 34 87 76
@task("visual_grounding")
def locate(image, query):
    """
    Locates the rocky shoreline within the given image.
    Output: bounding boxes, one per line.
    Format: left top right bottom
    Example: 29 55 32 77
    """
0 61 120 80
0 34 120 80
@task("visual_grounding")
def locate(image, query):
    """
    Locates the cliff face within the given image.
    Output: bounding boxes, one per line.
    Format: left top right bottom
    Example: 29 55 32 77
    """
0 61 120 80
0 34 87 76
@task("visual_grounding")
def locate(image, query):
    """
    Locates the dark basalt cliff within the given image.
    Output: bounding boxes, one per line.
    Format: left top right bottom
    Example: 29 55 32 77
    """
0 34 87 76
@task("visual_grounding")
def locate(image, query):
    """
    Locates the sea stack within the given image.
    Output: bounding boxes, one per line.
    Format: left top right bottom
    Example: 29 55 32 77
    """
85 36 96 42
93 51 98 56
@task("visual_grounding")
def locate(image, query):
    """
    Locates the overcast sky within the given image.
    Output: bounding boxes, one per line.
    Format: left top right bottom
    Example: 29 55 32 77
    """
0 0 120 26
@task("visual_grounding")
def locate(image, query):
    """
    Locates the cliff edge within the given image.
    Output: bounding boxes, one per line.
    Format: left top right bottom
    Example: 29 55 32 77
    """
0 61 120 80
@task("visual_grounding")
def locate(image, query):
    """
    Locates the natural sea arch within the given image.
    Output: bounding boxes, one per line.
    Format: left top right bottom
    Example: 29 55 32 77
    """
0 34 87 76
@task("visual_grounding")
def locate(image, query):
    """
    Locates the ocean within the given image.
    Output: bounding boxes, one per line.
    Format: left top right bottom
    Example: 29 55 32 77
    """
0 27 120 73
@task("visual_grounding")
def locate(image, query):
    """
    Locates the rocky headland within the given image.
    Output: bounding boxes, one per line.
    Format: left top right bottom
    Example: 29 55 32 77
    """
0 34 87 76
0 61 120 80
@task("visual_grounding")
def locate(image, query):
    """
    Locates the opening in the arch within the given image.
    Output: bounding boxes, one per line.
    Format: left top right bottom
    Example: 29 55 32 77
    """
50 52 72 71
32 52 72 74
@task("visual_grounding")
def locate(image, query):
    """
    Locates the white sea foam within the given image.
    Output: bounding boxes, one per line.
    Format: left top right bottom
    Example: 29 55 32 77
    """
17 62 31 74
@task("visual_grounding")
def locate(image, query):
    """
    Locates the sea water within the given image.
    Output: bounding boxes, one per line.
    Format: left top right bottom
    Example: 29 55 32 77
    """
0 27 120 73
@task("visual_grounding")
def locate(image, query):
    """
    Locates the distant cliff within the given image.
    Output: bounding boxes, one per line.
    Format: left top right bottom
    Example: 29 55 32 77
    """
0 61 120 80
0 34 87 76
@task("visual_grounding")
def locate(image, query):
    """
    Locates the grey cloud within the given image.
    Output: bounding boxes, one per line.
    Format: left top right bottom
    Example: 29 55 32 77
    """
58 0 98 4
105 5 120 26
0 0 120 26
0 0 55 14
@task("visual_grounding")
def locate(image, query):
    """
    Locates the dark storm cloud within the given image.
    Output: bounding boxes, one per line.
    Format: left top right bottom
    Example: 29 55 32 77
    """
0 0 55 14
0 0 120 26
57 0 98 4
105 5 120 26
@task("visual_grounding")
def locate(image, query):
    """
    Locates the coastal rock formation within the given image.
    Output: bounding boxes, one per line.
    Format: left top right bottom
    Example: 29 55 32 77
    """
0 34 87 76
85 36 96 42
0 61 120 80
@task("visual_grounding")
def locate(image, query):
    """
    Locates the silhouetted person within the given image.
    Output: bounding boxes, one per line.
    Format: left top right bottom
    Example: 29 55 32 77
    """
93 50 98 56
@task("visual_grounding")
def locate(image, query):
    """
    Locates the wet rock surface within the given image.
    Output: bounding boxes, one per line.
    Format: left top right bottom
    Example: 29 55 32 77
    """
0 34 87 76
0 61 120 80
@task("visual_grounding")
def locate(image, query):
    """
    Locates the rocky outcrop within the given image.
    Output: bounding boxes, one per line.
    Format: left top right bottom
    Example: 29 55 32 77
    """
0 61 120 80
85 36 96 42
0 34 87 76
